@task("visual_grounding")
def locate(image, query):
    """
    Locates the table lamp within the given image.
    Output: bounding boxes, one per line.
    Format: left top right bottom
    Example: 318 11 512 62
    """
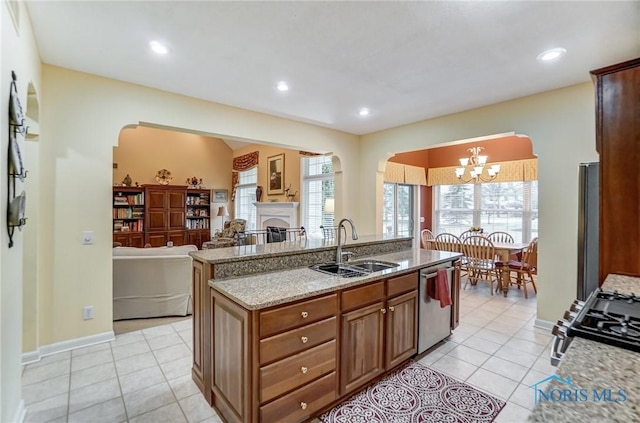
217 205 229 231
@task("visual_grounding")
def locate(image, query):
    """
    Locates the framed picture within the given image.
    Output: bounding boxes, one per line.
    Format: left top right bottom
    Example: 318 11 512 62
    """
267 153 285 195
213 189 228 203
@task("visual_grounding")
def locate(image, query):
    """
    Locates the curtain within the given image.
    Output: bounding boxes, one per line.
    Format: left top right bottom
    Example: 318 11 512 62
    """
384 162 405 183
404 164 427 185
427 158 537 186
231 151 259 201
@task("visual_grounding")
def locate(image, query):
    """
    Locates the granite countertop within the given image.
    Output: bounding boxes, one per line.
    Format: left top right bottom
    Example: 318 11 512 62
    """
190 234 411 264
529 274 640 423
208 248 461 310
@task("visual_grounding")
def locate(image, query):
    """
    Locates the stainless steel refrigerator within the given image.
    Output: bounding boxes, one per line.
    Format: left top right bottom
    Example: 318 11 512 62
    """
577 162 599 301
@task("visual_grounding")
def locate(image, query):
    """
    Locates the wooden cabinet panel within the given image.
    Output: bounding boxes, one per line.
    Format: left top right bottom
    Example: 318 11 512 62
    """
147 189 166 208
147 210 167 231
341 281 385 311
591 58 640 282
169 190 186 208
130 233 144 248
212 291 250 423
340 301 385 395
259 317 337 365
260 340 336 403
168 231 186 246
387 272 418 297
260 293 338 337
113 233 129 246
146 232 167 247
187 231 200 246
385 290 418 369
169 210 185 231
259 371 336 423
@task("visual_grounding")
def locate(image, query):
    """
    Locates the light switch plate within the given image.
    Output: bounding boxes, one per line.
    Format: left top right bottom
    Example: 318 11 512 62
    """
82 231 94 245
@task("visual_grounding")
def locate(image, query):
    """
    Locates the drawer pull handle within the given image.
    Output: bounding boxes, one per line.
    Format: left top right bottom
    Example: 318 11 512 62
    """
300 402 307 410
381 308 386 314
301 336 308 344
389 306 395 312
301 366 308 374
301 311 309 318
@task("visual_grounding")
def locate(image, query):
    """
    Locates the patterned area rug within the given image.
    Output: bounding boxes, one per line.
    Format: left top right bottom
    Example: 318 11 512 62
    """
319 361 505 423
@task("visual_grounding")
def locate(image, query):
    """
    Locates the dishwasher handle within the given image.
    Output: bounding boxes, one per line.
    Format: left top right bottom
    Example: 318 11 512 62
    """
420 266 454 280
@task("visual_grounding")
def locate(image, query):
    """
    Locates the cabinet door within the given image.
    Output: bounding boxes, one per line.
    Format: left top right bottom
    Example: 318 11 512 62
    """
146 189 167 209
168 190 186 231
187 231 200 247
340 301 385 395
130 233 144 248
146 232 167 247
385 290 418 370
113 233 129 246
168 231 186 246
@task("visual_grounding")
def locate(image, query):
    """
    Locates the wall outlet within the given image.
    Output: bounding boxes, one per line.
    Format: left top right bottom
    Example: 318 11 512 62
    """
83 306 94 320
82 231 94 245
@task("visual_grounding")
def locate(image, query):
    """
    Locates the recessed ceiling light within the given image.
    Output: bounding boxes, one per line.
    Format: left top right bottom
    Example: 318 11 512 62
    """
537 47 566 62
276 81 289 91
359 108 370 116
149 41 168 55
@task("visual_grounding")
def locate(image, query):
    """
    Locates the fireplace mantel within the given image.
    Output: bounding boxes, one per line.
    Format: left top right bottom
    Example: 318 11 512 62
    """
253 202 299 229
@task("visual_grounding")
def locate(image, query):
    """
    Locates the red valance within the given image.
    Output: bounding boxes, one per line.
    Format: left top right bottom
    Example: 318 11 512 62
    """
233 151 259 171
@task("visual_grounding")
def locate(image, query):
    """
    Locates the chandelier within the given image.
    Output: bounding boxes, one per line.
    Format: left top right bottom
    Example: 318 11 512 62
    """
455 147 501 183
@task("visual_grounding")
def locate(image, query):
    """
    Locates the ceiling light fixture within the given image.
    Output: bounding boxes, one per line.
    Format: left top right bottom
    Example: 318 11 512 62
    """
359 108 370 116
537 47 566 62
455 146 501 183
275 81 289 91
149 41 168 55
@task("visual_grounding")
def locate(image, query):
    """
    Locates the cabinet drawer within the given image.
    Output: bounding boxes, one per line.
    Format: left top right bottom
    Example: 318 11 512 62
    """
260 317 337 365
260 293 338 338
341 281 384 311
387 272 417 297
260 339 336 403
260 371 336 423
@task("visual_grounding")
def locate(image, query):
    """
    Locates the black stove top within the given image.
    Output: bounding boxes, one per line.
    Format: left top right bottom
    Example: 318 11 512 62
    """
568 288 640 352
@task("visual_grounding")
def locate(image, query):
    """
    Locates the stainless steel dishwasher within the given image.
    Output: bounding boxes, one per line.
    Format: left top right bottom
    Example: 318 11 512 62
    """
418 262 455 354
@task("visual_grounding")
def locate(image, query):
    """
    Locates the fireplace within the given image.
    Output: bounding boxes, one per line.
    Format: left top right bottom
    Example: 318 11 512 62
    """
254 202 299 230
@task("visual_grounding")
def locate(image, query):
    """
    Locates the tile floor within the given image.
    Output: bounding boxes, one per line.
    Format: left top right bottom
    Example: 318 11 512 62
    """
23 280 554 423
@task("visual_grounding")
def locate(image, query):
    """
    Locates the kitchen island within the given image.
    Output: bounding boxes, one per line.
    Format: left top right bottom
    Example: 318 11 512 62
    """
528 274 640 422
189 236 461 422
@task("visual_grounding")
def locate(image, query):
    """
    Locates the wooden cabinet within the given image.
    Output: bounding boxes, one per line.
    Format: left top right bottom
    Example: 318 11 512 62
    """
206 271 420 423
112 187 144 246
340 272 418 395
591 58 640 282
186 189 212 249
144 185 187 247
340 282 385 395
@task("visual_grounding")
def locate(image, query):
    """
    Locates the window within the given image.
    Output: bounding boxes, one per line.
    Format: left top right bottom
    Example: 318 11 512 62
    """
383 183 414 237
235 167 257 230
433 181 538 242
302 156 334 239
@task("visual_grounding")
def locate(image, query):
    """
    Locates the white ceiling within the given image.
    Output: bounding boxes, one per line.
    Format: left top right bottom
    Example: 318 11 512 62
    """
26 1 640 136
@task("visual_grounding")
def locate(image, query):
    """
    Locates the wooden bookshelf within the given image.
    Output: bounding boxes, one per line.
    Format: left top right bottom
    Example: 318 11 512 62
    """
186 188 211 249
113 186 145 247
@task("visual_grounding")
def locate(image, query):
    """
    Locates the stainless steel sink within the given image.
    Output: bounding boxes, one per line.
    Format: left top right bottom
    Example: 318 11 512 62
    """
309 263 369 278
348 260 400 272
309 260 400 278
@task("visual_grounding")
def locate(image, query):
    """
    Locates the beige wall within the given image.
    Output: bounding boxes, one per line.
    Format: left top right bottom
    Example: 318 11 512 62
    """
36 65 359 353
114 126 233 189
1 1 43 420
360 82 599 323
233 144 302 202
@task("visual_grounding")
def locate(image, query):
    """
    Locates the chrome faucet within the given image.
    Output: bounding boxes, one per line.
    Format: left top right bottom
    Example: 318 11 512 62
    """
336 218 358 264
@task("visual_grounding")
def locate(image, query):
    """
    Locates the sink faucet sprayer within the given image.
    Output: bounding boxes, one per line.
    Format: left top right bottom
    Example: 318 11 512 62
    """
336 218 358 264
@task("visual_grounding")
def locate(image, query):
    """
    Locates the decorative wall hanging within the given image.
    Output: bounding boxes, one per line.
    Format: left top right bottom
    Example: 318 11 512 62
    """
267 153 285 195
155 168 173 185
7 71 28 247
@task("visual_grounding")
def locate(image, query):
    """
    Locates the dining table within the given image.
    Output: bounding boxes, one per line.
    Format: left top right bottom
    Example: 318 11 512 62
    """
491 241 530 296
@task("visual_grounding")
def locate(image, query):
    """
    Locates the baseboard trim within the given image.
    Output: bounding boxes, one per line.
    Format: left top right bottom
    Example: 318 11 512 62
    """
534 318 554 331
22 331 115 365
21 350 40 365
13 400 26 423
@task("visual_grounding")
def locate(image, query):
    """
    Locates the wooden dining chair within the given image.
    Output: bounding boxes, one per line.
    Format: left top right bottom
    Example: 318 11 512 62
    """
461 235 500 295
459 230 475 240
420 229 436 249
487 231 514 243
487 231 518 260
434 232 462 253
499 237 538 298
